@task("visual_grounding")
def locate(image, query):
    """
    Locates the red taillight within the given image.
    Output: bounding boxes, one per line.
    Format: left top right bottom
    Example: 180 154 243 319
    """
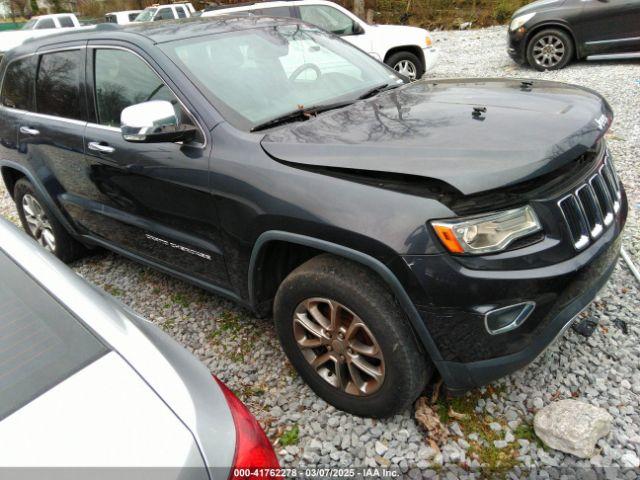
214 376 280 479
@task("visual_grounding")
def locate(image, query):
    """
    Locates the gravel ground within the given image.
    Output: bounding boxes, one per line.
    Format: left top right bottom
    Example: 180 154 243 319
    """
1 26 639 477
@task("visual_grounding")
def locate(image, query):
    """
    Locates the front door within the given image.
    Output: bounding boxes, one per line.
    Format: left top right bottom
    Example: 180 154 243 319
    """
69 44 229 287
576 0 640 56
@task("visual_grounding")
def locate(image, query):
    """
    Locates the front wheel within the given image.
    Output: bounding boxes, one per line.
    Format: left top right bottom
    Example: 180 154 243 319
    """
386 51 424 81
526 28 574 71
273 254 432 417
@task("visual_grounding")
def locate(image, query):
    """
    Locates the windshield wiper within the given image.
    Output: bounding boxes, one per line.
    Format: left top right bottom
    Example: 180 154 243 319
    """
358 82 402 100
250 100 355 132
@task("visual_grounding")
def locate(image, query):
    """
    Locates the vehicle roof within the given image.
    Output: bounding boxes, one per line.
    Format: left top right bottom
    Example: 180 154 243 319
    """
204 0 333 9
7 15 298 56
31 13 77 18
105 10 142 14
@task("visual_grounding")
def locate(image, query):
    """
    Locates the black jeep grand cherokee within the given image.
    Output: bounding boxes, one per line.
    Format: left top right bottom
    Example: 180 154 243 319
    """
0 16 627 417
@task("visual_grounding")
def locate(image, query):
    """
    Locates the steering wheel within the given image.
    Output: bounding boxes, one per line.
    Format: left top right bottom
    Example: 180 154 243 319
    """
289 63 322 82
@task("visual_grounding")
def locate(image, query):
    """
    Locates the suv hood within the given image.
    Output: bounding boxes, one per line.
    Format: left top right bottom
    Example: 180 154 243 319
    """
261 79 611 195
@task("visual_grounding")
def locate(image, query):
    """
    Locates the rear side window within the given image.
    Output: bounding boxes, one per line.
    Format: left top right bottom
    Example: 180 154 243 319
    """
176 6 187 18
35 18 55 29
299 5 357 35
0 252 107 421
128 13 139 21
58 16 74 27
36 50 83 120
105 14 116 23
1 56 36 110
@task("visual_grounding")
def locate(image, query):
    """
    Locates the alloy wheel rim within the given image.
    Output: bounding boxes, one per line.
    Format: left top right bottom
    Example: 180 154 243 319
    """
293 297 385 396
532 35 565 68
22 194 56 252
394 60 417 80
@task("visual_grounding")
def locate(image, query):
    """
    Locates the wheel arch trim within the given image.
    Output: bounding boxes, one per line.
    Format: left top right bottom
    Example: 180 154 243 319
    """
525 22 578 58
248 231 447 368
1 161 78 231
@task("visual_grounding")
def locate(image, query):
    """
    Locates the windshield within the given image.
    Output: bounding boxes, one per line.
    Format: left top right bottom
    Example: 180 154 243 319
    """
22 19 37 29
134 8 157 22
160 23 403 130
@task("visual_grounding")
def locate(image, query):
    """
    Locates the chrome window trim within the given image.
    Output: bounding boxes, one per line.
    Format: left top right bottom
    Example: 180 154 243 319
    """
88 44 208 149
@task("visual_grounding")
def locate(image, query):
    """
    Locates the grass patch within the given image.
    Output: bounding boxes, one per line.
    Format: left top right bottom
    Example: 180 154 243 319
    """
279 425 300 446
161 319 175 330
436 385 520 474
171 292 191 308
208 310 259 363
513 423 546 450
104 284 124 297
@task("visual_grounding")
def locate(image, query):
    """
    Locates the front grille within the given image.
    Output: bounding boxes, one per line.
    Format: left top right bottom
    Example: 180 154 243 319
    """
558 151 622 251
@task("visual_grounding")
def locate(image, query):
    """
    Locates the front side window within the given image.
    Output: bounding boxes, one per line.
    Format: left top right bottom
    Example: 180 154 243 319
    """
155 8 174 20
35 18 56 29
299 5 356 35
22 18 37 29
93 48 196 135
36 50 83 120
1 56 36 110
128 12 140 21
58 16 74 27
160 24 401 130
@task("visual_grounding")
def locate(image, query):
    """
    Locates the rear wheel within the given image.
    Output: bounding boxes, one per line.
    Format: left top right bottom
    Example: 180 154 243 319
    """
273 254 431 417
14 178 87 263
386 51 424 81
526 28 574 71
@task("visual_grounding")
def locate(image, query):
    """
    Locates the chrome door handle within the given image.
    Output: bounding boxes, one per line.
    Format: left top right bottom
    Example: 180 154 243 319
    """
19 126 39 136
88 141 115 154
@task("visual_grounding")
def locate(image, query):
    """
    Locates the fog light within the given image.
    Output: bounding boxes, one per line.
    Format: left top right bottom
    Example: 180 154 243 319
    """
484 302 535 335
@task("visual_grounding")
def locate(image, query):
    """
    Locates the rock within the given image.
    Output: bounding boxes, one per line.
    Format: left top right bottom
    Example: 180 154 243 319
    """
374 441 388 456
534 399 612 458
619 451 640 468
494 440 508 449
489 422 502 431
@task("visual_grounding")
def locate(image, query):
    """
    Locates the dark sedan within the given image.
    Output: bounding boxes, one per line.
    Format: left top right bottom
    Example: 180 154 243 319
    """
508 0 640 70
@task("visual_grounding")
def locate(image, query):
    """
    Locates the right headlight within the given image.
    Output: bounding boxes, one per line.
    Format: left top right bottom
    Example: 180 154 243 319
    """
431 205 542 255
509 12 536 31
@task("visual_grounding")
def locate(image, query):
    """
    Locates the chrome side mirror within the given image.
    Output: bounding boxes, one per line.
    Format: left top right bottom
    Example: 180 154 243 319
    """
120 100 196 143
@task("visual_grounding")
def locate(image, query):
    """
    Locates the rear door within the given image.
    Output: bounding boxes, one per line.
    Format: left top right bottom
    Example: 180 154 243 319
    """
0 54 38 174
575 0 640 55
8 45 89 224
76 44 229 286
155 7 175 20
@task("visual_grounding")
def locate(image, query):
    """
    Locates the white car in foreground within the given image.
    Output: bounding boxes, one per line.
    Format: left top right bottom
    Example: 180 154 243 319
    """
201 0 438 80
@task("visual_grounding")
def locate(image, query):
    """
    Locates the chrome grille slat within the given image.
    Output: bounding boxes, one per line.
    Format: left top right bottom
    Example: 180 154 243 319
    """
558 152 622 251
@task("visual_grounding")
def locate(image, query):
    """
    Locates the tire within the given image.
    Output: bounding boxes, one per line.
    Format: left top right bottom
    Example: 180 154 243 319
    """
526 28 574 71
274 254 432 417
386 51 424 81
14 178 87 263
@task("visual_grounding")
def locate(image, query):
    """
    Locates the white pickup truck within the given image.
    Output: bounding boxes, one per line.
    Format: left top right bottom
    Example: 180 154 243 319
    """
0 14 82 58
201 0 438 80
